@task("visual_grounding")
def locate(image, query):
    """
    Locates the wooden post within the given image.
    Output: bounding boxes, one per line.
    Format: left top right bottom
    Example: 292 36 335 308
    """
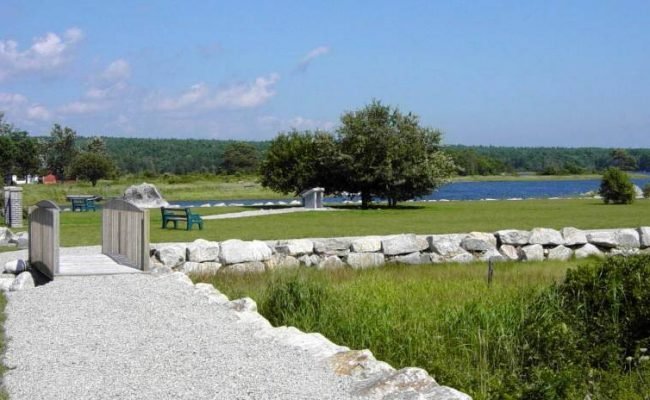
28 200 60 279
102 199 150 271
487 258 494 286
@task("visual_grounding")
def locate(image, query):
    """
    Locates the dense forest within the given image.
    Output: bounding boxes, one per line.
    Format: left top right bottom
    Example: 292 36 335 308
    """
83 137 650 176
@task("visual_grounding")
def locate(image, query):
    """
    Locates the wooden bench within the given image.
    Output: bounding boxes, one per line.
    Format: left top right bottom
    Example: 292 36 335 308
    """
71 198 96 212
161 207 204 230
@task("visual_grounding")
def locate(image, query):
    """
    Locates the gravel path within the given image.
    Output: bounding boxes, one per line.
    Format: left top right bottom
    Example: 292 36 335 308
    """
3 273 364 399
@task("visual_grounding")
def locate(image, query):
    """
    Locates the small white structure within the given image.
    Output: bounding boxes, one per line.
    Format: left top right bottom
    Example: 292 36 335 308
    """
300 187 325 209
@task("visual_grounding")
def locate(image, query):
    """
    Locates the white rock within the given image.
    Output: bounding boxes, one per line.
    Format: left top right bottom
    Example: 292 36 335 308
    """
587 231 618 248
0 274 16 291
187 239 220 262
355 367 438 397
479 248 505 262
227 297 257 312
9 271 35 291
529 228 564 246
496 229 530 245
499 245 520 261
181 261 222 275
351 236 382 253
3 259 25 274
266 255 300 269
521 244 544 261
298 254 313 267
0 227 13 245
155 245 186 267
615 229 640 249
561 227 587 246
327 350 395 380
313 238 352 255
427 252 444 263
450 252 475 263
222 261 266 274
219 239 272 264
639 227 650 248
318 255 345 270
381 234 421 256
9 231 28 249
575 243 605 259
290 200 302 206
194 282 218 296
461 232 497 251
122 182 169 208
275 239 314 256
347 253 385 269
428 235 466 257
547 245 573 261
393 252 431 265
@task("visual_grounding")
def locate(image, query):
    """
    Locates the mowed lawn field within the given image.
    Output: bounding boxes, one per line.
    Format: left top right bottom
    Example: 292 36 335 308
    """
44 198 650 246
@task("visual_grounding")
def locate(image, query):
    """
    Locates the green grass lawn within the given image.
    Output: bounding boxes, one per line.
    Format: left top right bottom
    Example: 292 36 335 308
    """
47 198 650 246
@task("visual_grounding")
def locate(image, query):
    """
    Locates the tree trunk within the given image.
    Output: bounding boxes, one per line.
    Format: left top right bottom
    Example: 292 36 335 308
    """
361 192 371 209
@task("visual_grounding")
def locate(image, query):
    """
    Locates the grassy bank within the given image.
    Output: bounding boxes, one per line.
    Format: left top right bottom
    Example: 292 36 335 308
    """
18 174 287 206
197 261 561 399
50 198 650 246
194 258 650 399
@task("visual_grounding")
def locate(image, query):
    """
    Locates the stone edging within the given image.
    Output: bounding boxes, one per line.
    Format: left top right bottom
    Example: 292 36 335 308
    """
150 227 650 275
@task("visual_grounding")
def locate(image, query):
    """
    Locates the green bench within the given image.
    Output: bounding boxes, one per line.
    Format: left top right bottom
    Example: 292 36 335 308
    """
71 197 96 212
161 207 204 230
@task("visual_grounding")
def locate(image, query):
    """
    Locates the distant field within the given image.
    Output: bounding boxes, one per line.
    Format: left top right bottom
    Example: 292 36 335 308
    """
26 197 649 247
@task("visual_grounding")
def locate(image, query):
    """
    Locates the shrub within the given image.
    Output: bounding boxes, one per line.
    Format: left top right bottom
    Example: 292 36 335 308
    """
643 184 650 199
520 255 650 398
599 167 635 204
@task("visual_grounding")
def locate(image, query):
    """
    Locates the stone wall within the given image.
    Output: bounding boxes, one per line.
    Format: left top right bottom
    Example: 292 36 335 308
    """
150 226 650 274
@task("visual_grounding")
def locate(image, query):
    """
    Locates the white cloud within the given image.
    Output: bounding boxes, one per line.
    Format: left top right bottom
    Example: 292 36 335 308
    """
59 100 107 114
0 92 28 106
259 115 336 132
0 27 83 80
26 104 52 120
101 59 131 81
85 81 127 100
296 46 330 72
148 74 280 111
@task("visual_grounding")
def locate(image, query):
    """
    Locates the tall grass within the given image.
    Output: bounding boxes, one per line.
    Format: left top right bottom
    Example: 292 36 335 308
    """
196 261 567 399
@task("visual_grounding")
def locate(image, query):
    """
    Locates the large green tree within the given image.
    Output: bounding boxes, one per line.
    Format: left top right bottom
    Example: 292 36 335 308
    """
337 101 454 207
67 152 116 186
0 113 41 179
45 124 78 180
259 130 344 195
220 142 260 174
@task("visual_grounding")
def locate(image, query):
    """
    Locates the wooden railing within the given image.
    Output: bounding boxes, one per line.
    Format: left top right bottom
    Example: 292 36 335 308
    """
28 200 60 279
102 199 150 271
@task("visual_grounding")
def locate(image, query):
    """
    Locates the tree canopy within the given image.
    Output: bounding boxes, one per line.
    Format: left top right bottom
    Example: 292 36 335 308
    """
220 142 261 174
260 101 455 208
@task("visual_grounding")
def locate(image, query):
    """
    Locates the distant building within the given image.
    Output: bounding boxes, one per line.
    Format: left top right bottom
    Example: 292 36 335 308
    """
300 187 325 209
43 174 57 185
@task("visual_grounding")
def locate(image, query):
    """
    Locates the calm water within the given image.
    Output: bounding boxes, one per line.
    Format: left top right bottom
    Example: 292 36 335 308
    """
172 177 650 207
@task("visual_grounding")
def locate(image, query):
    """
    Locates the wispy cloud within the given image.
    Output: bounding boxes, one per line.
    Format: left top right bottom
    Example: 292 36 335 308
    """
101 59 131 81
259 115 336 132
0 92 52 122
0 28 83 80
295 45 330 73
147 73 280 111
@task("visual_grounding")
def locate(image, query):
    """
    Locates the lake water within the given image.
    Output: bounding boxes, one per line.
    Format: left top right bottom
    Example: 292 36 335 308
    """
172 176 650 207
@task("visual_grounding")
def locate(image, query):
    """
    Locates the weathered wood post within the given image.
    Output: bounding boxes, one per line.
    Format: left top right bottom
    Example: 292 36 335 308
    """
3 186 23 228
102 199 150 271
28 200 60 280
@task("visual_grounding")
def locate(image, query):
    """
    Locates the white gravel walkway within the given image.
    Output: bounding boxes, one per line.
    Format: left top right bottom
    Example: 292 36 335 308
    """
3 273 364 400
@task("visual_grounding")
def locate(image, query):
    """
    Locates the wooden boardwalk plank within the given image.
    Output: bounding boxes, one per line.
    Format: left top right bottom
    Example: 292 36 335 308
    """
58 254 142 276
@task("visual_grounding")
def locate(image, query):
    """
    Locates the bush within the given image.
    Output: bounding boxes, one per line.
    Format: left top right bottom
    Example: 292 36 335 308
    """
520 255 650 398
599 167 635 204
643 184 650 199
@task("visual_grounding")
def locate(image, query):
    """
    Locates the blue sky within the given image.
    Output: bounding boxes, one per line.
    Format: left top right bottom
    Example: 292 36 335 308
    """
1 1 648 146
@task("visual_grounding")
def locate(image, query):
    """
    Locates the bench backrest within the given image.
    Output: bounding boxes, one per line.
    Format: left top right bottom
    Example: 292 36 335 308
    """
161 207 192 217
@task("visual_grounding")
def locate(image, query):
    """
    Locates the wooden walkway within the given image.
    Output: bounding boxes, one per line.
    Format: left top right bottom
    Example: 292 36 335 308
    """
58 254 142 276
